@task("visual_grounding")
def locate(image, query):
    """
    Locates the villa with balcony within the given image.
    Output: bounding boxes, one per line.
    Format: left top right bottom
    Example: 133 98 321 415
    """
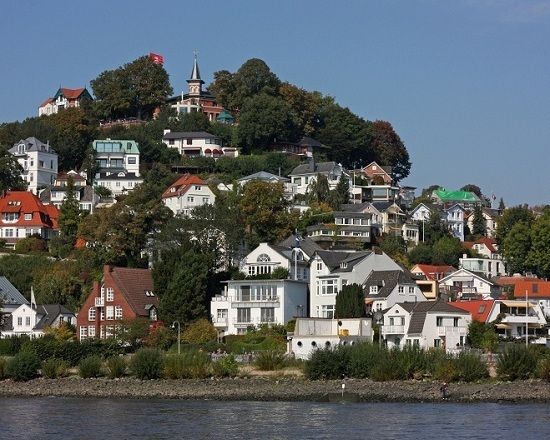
486 300 547 340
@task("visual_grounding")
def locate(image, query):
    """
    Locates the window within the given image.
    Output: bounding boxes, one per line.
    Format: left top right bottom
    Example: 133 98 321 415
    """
3 213 19 221
321 305 335 319
25 317 31 326
150 308 158 321
17 317 22 326
194 185 201 190
453 317 459 327
24 213 32 221
106 306 114 320
261 307 275 323
80 326 88 339
217 309 227 319
316 262 323 271
434 339 441 348
202 197 209 203
186 139 192 145
398 286 404 294
106 288 114 301
257 254 271 262
128 157 137 164
187 196 194 203
319 279 338 295
408 286 415 293
100 309 105 321
237 308 251 323
115 306 123 319
88 308 96 321
436 317 443 327
88 326 96 338
370 286 378 295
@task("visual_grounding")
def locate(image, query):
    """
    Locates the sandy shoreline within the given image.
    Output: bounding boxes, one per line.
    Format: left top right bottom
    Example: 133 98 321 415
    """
1 377 550 403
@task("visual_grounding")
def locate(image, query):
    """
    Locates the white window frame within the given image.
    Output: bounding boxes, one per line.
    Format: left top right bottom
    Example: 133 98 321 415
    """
106 287 114 302
106 306 114 320
88 307 96 321
115 305 123 320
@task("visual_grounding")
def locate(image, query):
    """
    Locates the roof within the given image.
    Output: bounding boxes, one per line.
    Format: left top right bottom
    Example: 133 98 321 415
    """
290 161 339 176
297 136 324 148
34 304 75 330
364 270 416 298
39 97 55 108
433 189 480 203
54 87 88 100
93 139 140 155
9 137 56 155
0 191 59 228
237 171 290 183
513 280 550 299
0 277 28 306
188 55 203 83
450 300 494 322
411 264 456 281
395 300 469 334
163 131 218 140
315 250 372 272
472 237 498 253
277 234 323 259
162 174 207 199
107 266 158 317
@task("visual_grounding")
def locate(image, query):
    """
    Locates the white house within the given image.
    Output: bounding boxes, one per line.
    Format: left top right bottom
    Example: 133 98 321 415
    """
0 277 29 319
439 268 499 299
2 300 75 338
363 270 427 313
410 202 465 242
162 174 216 216
290 317 373 360
306 210 372 248
9 137 58 194
162 130 237 157
309 250 402 319
465 208 499 238
288 160 345 196
382 301 471 352
39 171 97 213
237 171 296 200
210 279 308 337
487 300 547 341
38 87 92 116
459 255 506 279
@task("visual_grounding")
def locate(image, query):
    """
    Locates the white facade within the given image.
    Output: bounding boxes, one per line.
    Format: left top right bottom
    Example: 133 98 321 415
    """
241 242 310 281
2 303 75 338
9 138 58 194
410 203 464 241
382 302 471 352
162 175 216 217
288 162 344 196
487 300 547 339
439 268 497 299
163 130 231 157
309 251 402 319
459 256 506 278
210 279 308 336
290 318 373 360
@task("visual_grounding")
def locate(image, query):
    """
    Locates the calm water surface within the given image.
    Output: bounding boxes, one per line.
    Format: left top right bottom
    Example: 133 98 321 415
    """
0 397 548 440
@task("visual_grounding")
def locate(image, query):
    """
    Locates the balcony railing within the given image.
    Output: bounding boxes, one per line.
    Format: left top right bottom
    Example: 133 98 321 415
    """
95 297 105 307
437 326 467 337
381 325 405 335
212 317 228 326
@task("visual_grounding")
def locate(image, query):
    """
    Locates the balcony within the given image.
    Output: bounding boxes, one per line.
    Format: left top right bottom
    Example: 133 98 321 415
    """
437 326 467 337
212 317 228 327
95 297 105 307
501 314 541 324
381 325 405 335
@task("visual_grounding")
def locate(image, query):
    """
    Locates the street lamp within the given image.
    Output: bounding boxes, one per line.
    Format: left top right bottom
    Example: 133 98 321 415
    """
525 290 529 347
172 321 181 355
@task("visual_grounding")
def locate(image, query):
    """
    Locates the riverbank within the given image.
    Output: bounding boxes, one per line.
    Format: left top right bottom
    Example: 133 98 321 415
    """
1 377 550 402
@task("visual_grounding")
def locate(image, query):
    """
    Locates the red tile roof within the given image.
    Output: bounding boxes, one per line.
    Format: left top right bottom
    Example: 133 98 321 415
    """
451 300 494 322
475 237 497 253
107 266 158 317
513 280 550 298
162 174 206 199
59 87 86 99
411 264 456 281
0 191 59 228
39 97 55 108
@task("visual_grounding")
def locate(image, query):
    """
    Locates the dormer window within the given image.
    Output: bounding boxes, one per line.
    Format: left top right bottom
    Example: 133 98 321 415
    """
340 262 348 269
170 187 176 193
370 286 378 294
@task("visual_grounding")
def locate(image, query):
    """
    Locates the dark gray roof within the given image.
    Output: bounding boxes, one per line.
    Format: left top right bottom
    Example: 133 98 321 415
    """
371 201 394 212
314 250 372 272
277 234 323 259
9 137 56 155
290 161 339 176
298 137 324 148
0 277 28 306
237 171 290 183
163 131 218 140
394 300 468 334
341 202 371 213
39 185 95 204
33 304 74 330
364 270 415 299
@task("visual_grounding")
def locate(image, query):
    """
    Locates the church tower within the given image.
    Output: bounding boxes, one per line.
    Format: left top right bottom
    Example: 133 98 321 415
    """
187 53 204 96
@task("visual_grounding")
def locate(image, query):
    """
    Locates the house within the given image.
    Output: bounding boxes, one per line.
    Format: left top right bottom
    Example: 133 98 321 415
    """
38 87 93 116
361 161 393 185
166 55 224 122
459 254 506 279
512 279 550 319
486 299 547 341
269 136 326 158
93 139 143 196
2 289 75 338
340 201 406 238
402 222 420 245
450 299 494 323
0 277 29 333
381 300 471 351
77 265 159 341
289 317 373 360
0 191 59 248
162 174 216 216
9 137 58 194
410 202 465 241
210 279 308 337
306 210 372 249
363 270 427 313
350 182 400 205
309 249 402 319
431 188 482 209
465 208 499 238
163 130 229 157
463 237 501 259
410 264 456 281
39 171 97 213
237 171 296 200
439 268 500 300
289 160 344 196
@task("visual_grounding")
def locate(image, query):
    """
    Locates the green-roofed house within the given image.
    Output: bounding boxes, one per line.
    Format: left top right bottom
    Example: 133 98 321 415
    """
431 189 481 209
216 109 235 124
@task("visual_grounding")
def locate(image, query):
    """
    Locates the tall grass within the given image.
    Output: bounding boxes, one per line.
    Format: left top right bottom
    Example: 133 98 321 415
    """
497 344 538 380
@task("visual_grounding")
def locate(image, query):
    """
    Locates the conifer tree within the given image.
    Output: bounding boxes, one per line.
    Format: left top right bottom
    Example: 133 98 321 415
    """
58 176 82 244
335 284 364 318
472 205 487 237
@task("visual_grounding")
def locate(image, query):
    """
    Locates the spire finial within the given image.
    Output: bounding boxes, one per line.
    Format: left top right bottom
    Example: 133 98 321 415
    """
190 51 201 81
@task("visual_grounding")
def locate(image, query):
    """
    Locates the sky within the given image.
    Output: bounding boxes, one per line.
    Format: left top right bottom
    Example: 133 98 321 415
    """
1 0 549 206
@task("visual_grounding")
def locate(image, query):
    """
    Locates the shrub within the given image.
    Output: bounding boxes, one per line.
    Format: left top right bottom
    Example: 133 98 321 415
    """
181 319 217 344
164 354 187 379
6 351 41 381
0 335 30 356
304 346 351 380
536 357 550 381
453 351 488 382
15 236 47 253
106 356 127 379
185 350 211 378
42 358 68 379
130 348 165 380
255 350 286 371
0 357 6 380
497 344 538 380
79 355 103 378
212 354 239 378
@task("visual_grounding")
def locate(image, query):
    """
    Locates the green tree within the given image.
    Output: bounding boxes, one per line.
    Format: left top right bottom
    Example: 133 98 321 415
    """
379 234 407 259
307 174 330 204
460 184 483 198
0 147 26 192
408 242 433 264
58 176 82 244
432 236 464 266
335 284 364 318
370 120 411 183
328 175 350 209
472 204 487 237
498 197 505 211
503 221 532 275
495 206 534 249
423 211 451 245
526 210 550 278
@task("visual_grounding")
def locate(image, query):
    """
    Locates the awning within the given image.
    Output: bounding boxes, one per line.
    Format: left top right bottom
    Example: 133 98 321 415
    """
501 301 529 307
204 148 212 154
364 299 374 305
212 149 222 155
495 323 512 329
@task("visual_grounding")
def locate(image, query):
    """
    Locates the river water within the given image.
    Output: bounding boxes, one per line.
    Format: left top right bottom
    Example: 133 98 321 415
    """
0 397 548 439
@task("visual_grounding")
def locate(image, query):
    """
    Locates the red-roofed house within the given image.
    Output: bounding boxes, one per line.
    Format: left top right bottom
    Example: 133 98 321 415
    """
162 174 215 216
450 300 494 323
513 280 550 319
0 191 59 248
38 87 93 116
464 237 500 259
410 264 456 281
77 265 159 341
361 161 393 185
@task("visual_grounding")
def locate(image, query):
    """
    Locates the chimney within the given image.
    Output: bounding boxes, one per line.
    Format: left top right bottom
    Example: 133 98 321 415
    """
93 280 100 294
163 129 171 136
108 265 114 273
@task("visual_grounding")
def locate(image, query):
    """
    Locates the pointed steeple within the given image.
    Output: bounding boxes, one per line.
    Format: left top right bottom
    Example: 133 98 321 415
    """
187 52 204 96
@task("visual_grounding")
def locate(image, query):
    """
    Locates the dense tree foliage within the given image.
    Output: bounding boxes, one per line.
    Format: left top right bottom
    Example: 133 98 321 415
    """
495 206 534 249
471 205 487 237
0 146 26 191
335 284 365 318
